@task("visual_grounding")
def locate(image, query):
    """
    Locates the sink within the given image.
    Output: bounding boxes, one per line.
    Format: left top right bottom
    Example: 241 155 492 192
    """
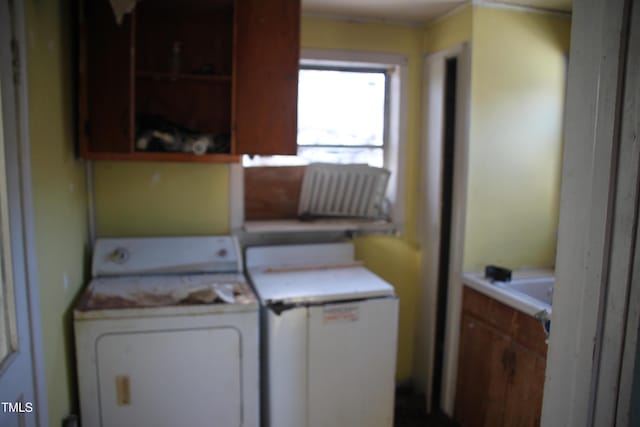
501 276 554 306
463 271 554 317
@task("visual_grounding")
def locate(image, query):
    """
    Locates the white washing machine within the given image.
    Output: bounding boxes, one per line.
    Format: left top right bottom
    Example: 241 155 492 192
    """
246 242 398 427
74 236 259 427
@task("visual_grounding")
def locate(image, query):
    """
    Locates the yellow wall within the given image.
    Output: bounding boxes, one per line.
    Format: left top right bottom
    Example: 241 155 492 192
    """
464 8 571 271
26 0 90 424
354 236 419 382
423 6 570 271
423 4 472 53
94 162 230 236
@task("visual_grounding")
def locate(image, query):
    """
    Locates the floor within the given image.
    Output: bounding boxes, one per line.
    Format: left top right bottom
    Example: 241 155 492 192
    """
394 388 459 427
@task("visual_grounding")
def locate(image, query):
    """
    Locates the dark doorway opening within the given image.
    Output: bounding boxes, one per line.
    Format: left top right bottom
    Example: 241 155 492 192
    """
431 56 458 412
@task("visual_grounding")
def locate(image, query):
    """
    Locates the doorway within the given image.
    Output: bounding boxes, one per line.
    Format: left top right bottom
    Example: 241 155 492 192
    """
415 43 470 416
431 56 458 411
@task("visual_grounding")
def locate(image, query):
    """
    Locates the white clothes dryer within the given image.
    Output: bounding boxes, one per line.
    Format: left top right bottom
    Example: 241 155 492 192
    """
74 236 259 427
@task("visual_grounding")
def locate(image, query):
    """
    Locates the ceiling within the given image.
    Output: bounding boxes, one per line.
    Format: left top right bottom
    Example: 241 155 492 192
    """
301 0 572 25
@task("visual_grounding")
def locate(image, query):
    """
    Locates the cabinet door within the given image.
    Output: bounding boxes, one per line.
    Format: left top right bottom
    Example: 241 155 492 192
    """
502 342 546 427
96 328 242 427
79 0 133 155
265 308 308 427
454 313 511 427
233 0 300 155
307 299 398 427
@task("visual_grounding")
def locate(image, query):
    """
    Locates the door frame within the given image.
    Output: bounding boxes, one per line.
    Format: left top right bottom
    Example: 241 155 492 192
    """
542 0 640 425
415 42 470 414
0 0 47 424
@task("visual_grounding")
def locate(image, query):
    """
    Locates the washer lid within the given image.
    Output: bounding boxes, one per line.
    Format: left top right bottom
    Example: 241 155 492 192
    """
247 265 395 305
245 242 354 269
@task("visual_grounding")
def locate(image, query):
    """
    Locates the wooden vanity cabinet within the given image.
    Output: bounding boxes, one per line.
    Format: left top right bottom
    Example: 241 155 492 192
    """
455 287 547 427
78 0 299 162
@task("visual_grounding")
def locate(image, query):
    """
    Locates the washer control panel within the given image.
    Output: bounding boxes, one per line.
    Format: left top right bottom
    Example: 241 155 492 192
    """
109 247 131 264
92 236 242 277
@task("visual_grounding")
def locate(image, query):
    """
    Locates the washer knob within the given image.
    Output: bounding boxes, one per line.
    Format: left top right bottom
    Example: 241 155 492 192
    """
110 247 130 264
217 248 228 258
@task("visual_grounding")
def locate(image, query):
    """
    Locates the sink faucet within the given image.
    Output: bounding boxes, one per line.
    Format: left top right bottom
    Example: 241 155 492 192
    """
535 310 551 342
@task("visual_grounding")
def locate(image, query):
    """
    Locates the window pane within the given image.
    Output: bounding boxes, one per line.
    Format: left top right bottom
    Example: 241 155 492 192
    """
298 69 385 147
243 68 388 168
297 146 384 167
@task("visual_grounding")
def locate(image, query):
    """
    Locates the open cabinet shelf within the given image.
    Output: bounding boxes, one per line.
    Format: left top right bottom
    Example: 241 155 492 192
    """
78 0 300 162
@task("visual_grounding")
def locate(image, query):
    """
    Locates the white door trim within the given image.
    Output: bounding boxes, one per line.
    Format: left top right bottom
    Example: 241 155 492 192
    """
591 1 640 423
2 0 48 424
440 43 471 415
415 42 470 414
616 4 640 410
229 163 244 232
541 0 636 425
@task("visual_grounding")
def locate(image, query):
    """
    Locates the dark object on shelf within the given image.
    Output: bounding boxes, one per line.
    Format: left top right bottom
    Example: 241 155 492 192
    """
484 265 512 282
215 133 231 153
193 64 215 75
135 115 228 155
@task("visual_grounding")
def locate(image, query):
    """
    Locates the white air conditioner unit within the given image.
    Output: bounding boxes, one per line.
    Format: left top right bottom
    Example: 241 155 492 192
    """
298 163 390 219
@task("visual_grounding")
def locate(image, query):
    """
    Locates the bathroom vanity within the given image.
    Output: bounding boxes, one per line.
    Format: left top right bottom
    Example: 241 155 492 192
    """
454 274 551 427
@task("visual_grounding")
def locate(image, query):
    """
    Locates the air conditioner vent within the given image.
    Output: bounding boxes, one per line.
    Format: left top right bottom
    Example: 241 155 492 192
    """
298 163 390 219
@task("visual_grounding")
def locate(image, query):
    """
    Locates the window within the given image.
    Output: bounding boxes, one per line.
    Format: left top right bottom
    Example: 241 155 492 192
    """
243 66 388 167
236 50 408 230
298 67 386 167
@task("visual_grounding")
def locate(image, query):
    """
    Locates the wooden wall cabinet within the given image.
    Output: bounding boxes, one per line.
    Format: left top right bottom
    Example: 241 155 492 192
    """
455 287 547 427
79 0 299 162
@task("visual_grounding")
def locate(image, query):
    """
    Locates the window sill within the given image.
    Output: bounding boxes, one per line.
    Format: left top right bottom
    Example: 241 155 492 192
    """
242 219 396 235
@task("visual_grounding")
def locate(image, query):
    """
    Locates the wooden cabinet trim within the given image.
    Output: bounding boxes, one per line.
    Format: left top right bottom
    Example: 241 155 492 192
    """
233 0 300 155
82 151 241 163
244 166 305 220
